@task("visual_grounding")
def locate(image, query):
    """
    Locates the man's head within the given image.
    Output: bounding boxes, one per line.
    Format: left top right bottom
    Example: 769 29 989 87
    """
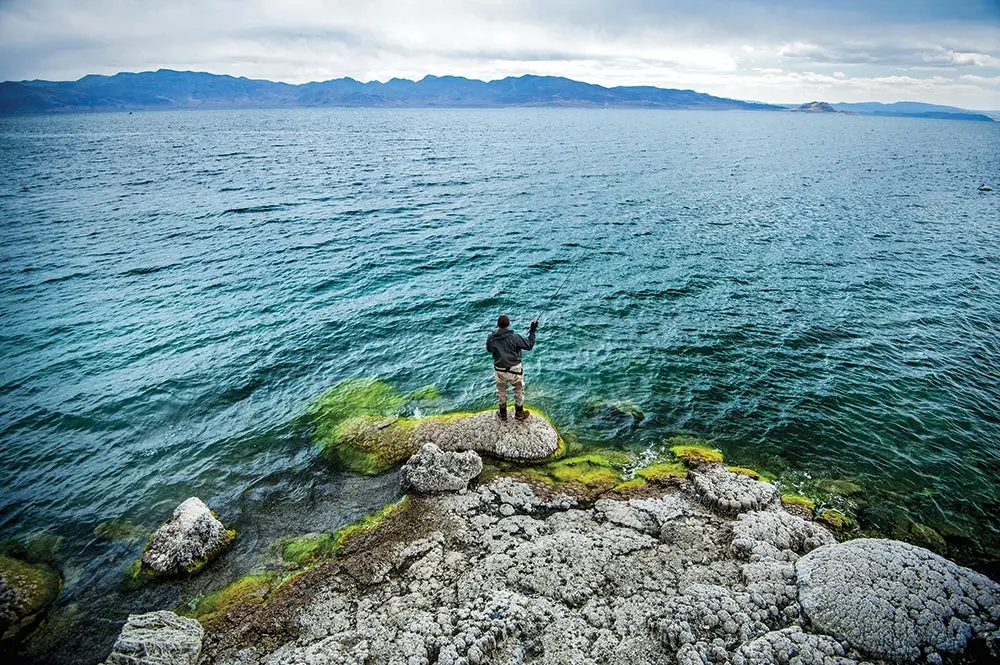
497 315 510 328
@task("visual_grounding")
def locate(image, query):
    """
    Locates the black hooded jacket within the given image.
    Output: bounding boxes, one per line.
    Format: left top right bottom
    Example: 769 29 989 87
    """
486 326 536 369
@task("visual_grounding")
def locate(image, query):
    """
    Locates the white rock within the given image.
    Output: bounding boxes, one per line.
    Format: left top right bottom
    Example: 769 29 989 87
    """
103 610 203 665
141 497 233 576
401 443 483 493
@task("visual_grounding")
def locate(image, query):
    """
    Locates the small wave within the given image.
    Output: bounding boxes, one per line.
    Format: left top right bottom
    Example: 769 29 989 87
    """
118 262 181 277
221 204 284 215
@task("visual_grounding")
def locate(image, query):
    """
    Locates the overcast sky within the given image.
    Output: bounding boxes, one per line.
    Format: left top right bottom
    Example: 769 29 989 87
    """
1 0 999 108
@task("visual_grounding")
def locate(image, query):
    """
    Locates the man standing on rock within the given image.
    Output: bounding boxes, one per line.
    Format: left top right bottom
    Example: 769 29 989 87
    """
486 315 538 421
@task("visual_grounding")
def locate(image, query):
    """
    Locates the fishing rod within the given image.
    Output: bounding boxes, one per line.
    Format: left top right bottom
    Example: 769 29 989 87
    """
534 259 580 323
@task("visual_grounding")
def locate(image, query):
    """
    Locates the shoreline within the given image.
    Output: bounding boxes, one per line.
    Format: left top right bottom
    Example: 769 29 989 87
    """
151 453 1000 664
4 384 999 663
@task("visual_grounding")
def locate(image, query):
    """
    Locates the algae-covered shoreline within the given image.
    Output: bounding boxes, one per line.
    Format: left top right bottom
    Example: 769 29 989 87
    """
4 377 999 664
94 380 999 664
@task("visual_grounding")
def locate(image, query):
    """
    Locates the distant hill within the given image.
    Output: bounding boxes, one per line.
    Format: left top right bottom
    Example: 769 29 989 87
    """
830 101 995 122
791 101 842 113
0 69 784 114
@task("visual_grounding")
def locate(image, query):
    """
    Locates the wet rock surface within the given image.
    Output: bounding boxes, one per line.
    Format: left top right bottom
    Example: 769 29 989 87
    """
141 498 233 577
195 472 999 665
102 610 203 665
400 443 483 493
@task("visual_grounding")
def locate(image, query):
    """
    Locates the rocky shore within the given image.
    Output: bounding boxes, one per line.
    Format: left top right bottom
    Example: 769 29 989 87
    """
103 446 999 665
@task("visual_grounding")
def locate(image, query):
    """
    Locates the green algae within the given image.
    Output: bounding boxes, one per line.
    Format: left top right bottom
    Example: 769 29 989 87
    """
407 385 440 401
612 477 648 492
905 522 947 553
635 461 688 481
181 573 279 625
727 466 762 480
309 378 442 468
93 520 147 544
0 554 62 641
669 443 724 466
816 509 854 530
122 558 150 590
281 533 338 568
781 494 816 513
281 497 409 568
520 450 632 490
331 414 421 474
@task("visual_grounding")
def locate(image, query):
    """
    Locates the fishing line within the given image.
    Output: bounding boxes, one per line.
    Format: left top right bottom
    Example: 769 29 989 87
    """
534 259 580 322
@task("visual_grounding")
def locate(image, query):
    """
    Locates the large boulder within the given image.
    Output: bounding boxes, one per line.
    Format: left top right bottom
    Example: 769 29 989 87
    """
102 610 203 665
796 538 1000 662
400 443 483 493
141 498 234 577
331 410 562 473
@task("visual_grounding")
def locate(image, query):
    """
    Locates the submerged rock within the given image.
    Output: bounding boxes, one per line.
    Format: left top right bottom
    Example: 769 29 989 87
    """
102 610 203 665
796 538 1000 663
0 554 61 642
141 498 234 577
400 443 483 493
581 397 645 426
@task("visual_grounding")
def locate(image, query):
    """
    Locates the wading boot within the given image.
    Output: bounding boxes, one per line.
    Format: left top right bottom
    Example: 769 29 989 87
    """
515 405 530 421
497 405 507 420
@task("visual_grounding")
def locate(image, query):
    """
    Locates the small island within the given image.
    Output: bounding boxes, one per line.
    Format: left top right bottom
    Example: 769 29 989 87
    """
790 101 844 113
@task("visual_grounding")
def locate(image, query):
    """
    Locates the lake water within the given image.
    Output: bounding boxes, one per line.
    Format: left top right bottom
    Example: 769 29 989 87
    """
1 107 998 662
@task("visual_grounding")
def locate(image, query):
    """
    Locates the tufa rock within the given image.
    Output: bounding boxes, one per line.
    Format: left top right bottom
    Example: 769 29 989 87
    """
730 510 836 561
330 410 563 474
103 610 204 665
191 475 999 665
691 466 779 515
796 538 1000 662
400 443 483 493
141 498 234 577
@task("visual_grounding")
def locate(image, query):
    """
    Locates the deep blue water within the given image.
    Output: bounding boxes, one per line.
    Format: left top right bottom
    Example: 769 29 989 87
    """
1 108 998 662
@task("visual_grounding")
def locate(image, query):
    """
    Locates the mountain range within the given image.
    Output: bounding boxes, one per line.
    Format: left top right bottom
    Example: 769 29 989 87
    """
0 69 994 122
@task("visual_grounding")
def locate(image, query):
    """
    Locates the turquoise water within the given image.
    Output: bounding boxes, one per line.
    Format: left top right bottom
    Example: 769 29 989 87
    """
1 108 998 661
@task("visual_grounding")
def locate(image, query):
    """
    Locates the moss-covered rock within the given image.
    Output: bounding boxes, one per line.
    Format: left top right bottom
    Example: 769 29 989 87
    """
635 461 688 482
181 573 279 626
280 498 410 569
668 437 724 466
727 466 763 480
816 509 854 530
0 554 61 641
323 409 563 474
139 498 236 579
521 450 631 490
781 494 817 513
